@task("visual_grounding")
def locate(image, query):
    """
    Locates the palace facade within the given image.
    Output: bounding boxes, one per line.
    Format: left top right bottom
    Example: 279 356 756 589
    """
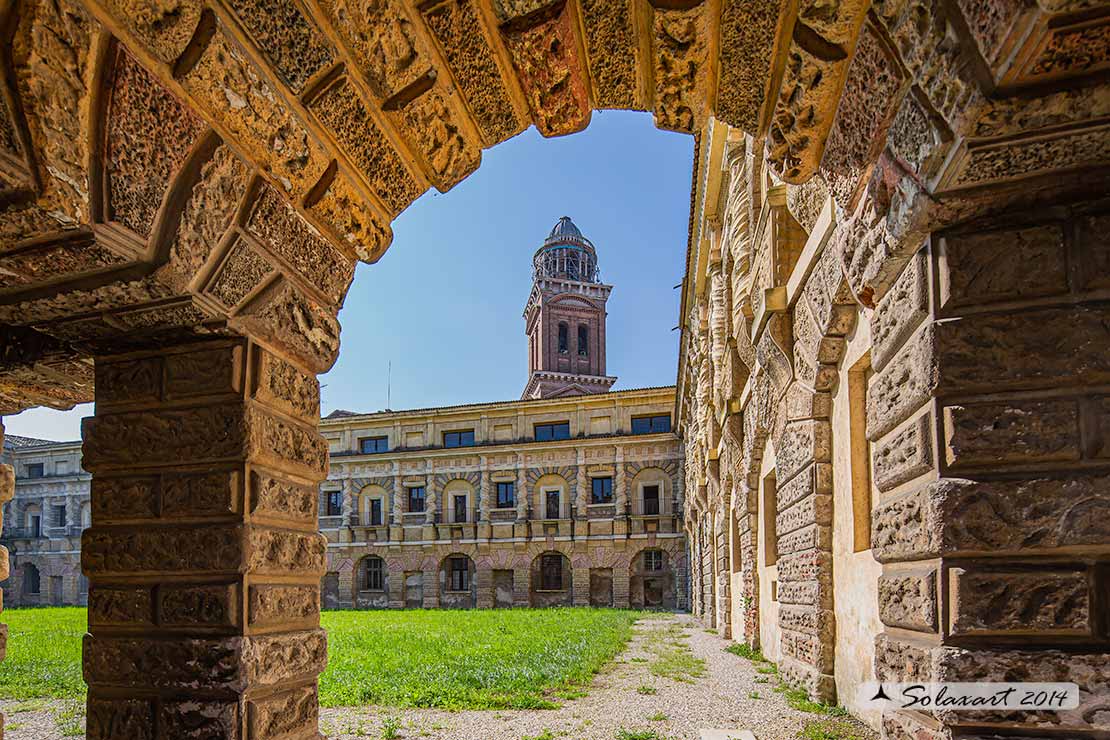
2 218 687 612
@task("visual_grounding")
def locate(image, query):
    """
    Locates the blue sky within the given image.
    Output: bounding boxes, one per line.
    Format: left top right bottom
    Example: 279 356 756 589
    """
4 110 694 440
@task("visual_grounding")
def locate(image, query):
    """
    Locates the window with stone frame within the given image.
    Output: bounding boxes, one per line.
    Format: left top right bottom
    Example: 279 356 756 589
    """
540 553 563 590
362 556 384 591
558 322 568 353
369 498 383 526
545 489 560 519
644 550 664 571
534 421 570 441
642 484 660 515
453 494 468 523
325 491 342 516
408 486 426 513
25 463 44 478
449 556 470 591
443 429 475 448
496 481 515 508
359 436 388 454
577 324 589 356
53 504 66 527
591 476 613 504
632 414 671 434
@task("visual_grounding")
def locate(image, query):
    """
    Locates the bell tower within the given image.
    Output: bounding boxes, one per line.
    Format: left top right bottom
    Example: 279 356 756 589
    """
523 217 617 399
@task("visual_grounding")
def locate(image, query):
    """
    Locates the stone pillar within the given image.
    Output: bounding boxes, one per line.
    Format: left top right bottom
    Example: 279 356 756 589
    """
868 203 1110 738
574 450 588 517
81 340 327 739
422 568 439 609
515 458 528 522
0 420 12 737
571 564 590 606
513 565 530 608
612 566 630 609
390 465 403 541
424 465 437 526
475 566 493 609
614 447 627 535
478 461 491 540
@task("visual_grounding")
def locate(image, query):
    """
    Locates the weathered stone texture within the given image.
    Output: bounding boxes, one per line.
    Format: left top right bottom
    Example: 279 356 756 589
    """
715 0 779 133
309 172 392 262
940 224 1068 310
651 3 712 133
208 238 275 308
775 420 830 488
867 325 936 441
392 84 481 192
872 482 943 563
870 252 928 373
950 567 1091 635
577 0 637 109
873 412 934 493
874 633 938 683
87 698 155 740
248 584 319 625
421 0 523 144
248 684 319 738
878 569 937 632
106 49 205 238
230 0 334 93
236 279 341 374
160 584 237 627
943 399 1082 469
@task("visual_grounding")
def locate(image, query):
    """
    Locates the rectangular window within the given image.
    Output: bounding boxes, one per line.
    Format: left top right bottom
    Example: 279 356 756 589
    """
642 484 660 515
631 415 672 434
762 473 778 566
26 463 44 478
496 481 515 509
849 353 874 552
449 556 470 591
453 494 467 523
443 429 475 448
325 491 342 517
644 551 664 571
408 486 426 513
359 436 388 454
364 558 383 591
545 490 560 520
370 498 383 526
30 515 40 538
591 476 613 505
577 324 589 356
53 505 66 527
534 421 570 441
558 323 568 353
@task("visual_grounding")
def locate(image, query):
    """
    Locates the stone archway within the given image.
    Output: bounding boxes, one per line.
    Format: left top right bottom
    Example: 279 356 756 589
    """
0 0 1104 737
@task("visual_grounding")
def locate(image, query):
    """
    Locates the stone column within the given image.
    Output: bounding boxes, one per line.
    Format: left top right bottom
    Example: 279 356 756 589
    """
424 466 436 526
81 340 327 739
478 460 491 540
0 420 12 736
613 447 627 535
514 455 529 540
390 464 403 542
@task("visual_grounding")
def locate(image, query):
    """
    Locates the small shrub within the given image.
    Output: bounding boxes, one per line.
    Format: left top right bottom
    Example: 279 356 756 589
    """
381 715 402 739
756 663 778 675
615 730 662 740
798 719 869 740
748 691 761 699
724 643 764 662
636 684 657 695
648 712 668 722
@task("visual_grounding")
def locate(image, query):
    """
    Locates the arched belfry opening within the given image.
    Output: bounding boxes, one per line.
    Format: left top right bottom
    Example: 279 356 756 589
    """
0 0 1105 737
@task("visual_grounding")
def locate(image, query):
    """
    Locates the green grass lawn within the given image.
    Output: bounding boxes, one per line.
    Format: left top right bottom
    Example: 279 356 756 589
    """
0 607 646 710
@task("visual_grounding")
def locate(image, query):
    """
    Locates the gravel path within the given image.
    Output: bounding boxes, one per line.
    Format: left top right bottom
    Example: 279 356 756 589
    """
2 614 876 740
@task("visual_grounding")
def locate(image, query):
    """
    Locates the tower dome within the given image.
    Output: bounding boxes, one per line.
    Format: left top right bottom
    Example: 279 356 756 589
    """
533 216 598 282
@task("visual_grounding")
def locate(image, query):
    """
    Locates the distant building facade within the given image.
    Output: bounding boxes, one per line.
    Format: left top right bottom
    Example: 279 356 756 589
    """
1 436 89 606
1 218 687 611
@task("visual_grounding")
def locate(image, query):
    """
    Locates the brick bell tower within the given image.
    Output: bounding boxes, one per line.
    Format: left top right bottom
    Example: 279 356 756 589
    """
523 216 617 399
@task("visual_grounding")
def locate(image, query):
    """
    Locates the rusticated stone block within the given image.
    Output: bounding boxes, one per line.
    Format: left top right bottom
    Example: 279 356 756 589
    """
578 0 638 109
229 0 333 93
235 279 340 375
950 567 1090 635
90 477 157 520
651 3 712 133
874 633 938 683
242 629 328 686
776 420 831 488
870 252 928 373
878 569 937 631
83 524 245 575
246 529 326 575
160 699 238 737
207 237 274 309
873 413 934 492
391 83 480 192
83 404 248 471
86 698 154 740
421 0 523 145
937 648 1110 729
939 224 1067 310
94 358 161 406
309 81 422 217
715 0 779 133
105 49 205 238
0 462 12 504
777 524 832 556
162 470 240 517
248 684 318 738
939 474 1110 554
872 482 943 563
248 409 329 477
777 580 825 607
250 471 317 523
254 351 320 422
248 584 319 626
781 628 833 672
776 493 832 536
936 305 1110 395
944 399 1081 470
308 171 392 262
868 325 937 441
501 5 591 137
88 587 153 626
159 584 238 628
880 709 944 740
779 605 835 642
164 346 242 400
778 656 836 704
